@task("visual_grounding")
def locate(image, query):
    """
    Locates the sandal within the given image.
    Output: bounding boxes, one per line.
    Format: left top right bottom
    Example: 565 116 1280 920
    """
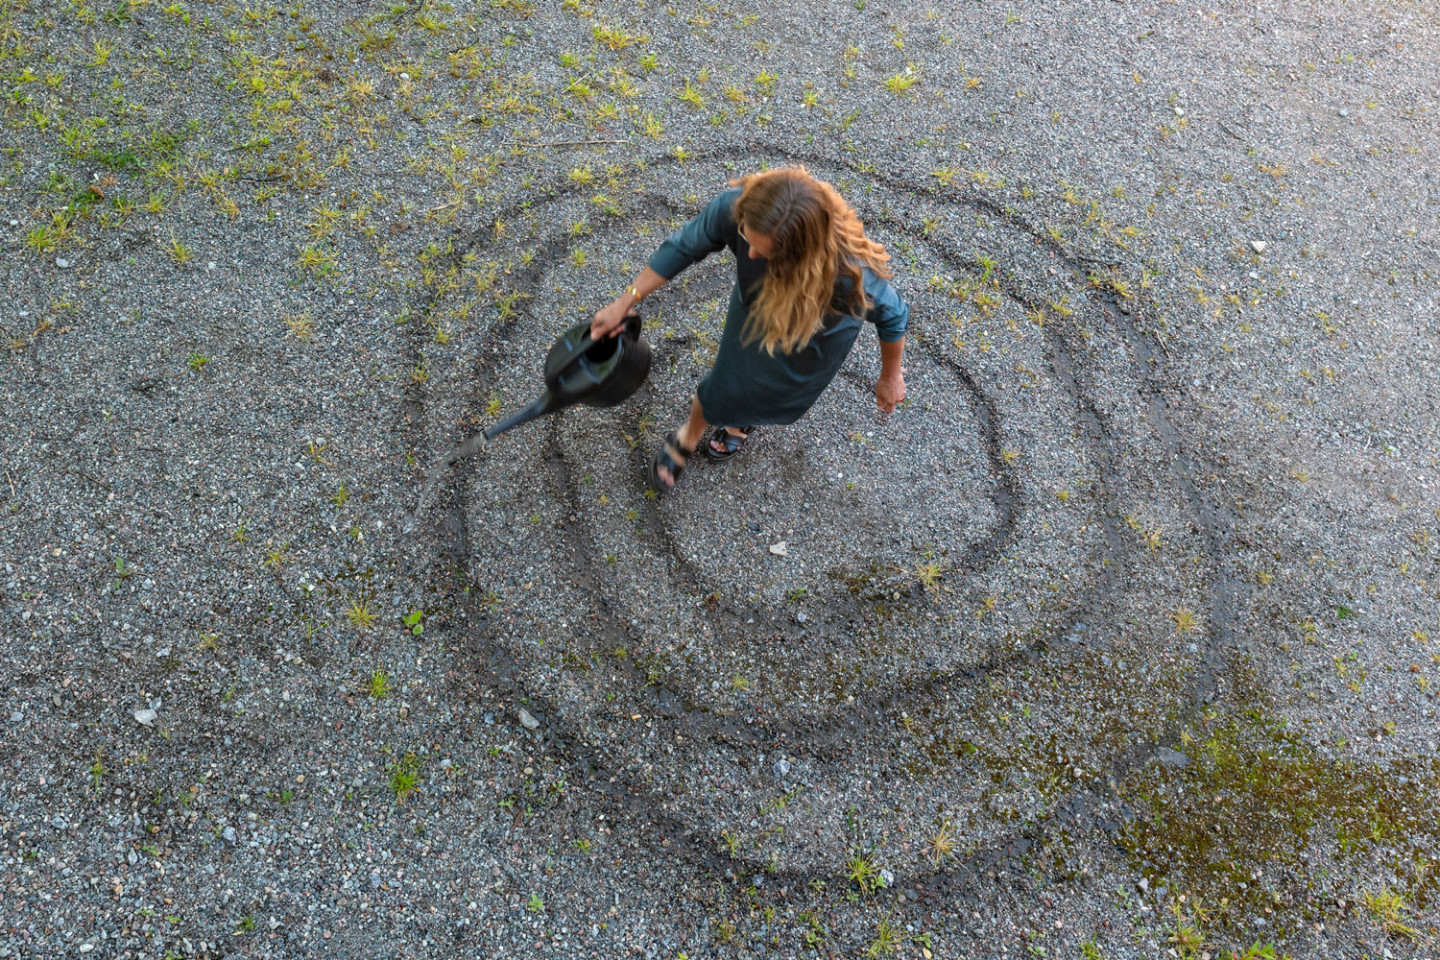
700 425 754 463
649 430 694 494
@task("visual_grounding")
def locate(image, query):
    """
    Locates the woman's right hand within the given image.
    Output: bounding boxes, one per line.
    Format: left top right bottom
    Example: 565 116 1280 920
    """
591 298 634 340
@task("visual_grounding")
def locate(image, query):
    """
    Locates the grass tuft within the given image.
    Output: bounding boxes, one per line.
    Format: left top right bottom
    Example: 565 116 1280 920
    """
929 821 955 866
883 67 918 94
846 852 884 894
368 668 390 700
346 600 377 631
1359 888 1419 941
387 751 421 803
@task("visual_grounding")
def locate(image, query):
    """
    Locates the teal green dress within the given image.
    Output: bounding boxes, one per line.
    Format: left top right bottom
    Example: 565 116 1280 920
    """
647 188 909 427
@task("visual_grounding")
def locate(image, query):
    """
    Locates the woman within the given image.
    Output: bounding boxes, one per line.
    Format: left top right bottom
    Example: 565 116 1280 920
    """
591 167 909 492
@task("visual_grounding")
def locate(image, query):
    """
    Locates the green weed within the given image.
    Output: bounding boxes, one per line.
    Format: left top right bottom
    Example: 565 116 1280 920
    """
883 68 918 94
368 668 390 700
387 751 421 802
346 600 377 631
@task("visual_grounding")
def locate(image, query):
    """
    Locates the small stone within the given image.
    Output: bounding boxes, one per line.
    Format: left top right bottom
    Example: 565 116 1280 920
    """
1249 240 1266 254
1338 108 1349 117
1173 106 1185 117
773 758 791 778
483 712 495 725
55 257 71 269
768 541 788 557
369 871 382 889
1137 877 1150 894
879 868 895 888
79 945 94 954
9 711 21 722
794 611 807 624
1157 747 1190 768
518 708 540 730
50 816 66 830
222 826 237 844
399 72 410 81
133 708 158 726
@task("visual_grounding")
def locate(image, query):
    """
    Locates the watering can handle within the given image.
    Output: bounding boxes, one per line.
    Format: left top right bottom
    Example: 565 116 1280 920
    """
555 311 641 369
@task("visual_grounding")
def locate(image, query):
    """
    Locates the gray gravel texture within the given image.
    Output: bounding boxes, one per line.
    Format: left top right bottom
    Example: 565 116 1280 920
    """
1 0 1438 958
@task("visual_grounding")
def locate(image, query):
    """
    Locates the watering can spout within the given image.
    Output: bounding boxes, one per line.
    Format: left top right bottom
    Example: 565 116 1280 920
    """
483 390 562 440
483 312 651 441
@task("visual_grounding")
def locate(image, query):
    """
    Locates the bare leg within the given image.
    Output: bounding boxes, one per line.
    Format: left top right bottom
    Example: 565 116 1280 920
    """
658 394 708 488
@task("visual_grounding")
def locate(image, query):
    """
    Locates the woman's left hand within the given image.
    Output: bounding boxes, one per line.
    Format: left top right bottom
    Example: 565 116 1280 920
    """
875 370 906 413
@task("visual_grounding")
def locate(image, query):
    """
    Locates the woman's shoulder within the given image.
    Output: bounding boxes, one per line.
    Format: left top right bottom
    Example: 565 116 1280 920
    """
694 187 741 230
712 186 742 215
836 258 890 287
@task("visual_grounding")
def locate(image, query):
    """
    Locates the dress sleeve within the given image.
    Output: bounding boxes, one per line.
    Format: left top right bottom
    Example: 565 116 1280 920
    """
647 188 741 280
863 270 910 343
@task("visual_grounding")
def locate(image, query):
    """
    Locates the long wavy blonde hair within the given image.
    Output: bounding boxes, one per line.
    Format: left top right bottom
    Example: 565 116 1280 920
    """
731 167 892 355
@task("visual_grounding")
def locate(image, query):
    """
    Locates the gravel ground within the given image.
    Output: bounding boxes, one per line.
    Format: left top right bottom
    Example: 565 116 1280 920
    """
1 1 1437 958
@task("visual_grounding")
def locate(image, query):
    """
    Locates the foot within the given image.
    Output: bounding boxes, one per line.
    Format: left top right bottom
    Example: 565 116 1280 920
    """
701 425 754 463
650 429 697 493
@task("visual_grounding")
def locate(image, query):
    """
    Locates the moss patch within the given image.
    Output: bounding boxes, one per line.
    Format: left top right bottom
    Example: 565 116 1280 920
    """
1119 707 1439 941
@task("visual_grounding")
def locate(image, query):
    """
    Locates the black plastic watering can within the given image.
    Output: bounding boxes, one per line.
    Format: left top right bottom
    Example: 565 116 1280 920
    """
484 312 651 440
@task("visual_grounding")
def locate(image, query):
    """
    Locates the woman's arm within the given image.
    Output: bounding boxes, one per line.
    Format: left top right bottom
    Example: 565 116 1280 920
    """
866 272 909 412
592 189 740 339
592 266 666 339
876 337 906 412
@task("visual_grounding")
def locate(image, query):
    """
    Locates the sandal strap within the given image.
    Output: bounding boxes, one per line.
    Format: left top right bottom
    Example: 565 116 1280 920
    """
663 431 692 461
710 426 751 453
657 431 689 473
650 430 692 493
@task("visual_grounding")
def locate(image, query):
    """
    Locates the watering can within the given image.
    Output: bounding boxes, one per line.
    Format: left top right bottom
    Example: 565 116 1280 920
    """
484 311 652 440
401 313 652 533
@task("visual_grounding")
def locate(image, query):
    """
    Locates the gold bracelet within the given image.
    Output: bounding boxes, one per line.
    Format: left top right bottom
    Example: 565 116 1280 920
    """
626 283 643 302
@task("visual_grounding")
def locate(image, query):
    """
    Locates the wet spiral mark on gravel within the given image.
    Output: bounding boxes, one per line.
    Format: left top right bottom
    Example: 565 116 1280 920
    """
397 142 1240 889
